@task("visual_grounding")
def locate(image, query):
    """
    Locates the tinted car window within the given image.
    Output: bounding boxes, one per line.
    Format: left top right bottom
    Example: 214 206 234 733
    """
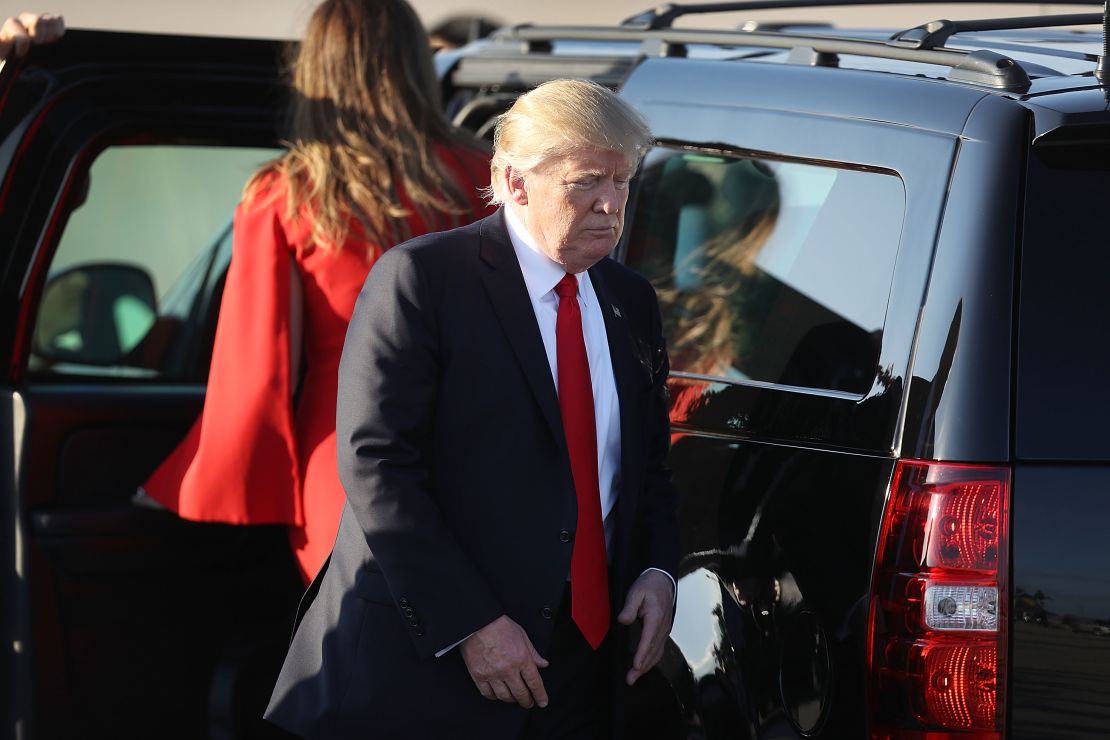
625 147 905 394
1017 143 1110 460
28 144 279 380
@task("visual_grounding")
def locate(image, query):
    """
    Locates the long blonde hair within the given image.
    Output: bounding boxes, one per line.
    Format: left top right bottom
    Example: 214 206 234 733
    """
248 0 484 255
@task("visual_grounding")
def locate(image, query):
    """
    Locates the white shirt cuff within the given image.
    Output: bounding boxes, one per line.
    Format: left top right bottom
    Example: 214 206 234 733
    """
435 632 474 658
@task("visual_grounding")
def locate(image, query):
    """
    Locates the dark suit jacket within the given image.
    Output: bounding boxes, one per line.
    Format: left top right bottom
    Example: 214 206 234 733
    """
265 210 679 739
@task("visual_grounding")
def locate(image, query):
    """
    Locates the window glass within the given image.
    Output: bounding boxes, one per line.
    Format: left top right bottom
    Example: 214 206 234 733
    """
29 145 279 380
625 147 905 395
1016 144 1110 460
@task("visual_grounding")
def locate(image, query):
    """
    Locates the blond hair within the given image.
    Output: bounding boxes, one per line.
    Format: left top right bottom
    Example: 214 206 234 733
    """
246 0 486 256
486 79 653 205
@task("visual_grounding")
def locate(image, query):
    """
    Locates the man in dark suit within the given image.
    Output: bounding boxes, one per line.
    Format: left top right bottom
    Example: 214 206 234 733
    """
265 79 679 740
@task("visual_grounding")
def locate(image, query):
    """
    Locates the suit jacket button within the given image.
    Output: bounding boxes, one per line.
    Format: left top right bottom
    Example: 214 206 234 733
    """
403 607 414 618
559 529 572 543
541 606 553 620
414 627 424 637
399 597 410 607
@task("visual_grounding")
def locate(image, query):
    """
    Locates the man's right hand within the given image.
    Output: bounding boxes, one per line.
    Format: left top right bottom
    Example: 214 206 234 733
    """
459 615 550 709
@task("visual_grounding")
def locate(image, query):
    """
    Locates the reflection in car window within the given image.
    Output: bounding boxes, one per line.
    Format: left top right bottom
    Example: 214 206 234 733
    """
28 145 279 380
625 147 906 395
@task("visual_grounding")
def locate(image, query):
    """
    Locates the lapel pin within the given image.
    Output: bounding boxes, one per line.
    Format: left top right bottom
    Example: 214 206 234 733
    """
612 304 622 318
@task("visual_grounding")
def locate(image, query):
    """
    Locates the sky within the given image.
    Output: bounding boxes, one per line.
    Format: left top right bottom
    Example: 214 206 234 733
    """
0 2 1098 39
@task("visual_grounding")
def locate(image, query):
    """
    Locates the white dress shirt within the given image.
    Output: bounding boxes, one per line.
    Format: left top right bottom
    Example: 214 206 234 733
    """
504 208 675 593
504 206 622 543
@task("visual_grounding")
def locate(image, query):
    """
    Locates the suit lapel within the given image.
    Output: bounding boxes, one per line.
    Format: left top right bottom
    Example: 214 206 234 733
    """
478 211 565 446
588 261 643 544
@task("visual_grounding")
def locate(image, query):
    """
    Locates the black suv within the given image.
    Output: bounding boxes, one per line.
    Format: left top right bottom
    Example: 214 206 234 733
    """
2 3 1109 738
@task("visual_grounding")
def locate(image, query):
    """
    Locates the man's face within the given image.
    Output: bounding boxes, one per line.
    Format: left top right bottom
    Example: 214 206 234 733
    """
511 149 636 274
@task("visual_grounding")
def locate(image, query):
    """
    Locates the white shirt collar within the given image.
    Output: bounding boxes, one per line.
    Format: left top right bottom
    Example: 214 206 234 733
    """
503 205 588 307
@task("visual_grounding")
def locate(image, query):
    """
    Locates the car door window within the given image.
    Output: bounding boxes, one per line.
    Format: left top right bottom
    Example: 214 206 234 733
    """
625 146 905 395
28 144 280 380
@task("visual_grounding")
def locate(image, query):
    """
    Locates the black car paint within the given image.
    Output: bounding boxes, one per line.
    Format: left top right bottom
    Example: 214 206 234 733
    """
609 36 1110 740
1010 124 1110 738
615 56 954 738
0 31 302 740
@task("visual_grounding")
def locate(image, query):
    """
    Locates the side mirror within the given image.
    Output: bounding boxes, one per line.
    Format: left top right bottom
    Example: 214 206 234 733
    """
33 263 157 366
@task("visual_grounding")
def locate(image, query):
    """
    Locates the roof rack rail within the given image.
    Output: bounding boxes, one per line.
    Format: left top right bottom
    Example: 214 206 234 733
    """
494 24 1038 89
891 13 1103 50
621 0 1105 31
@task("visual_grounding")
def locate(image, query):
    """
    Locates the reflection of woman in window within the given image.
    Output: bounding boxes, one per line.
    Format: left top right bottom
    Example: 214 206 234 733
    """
648 161 781 430
660 215 777 434
641 158 780 376
658 213 778 378
142 0 492 584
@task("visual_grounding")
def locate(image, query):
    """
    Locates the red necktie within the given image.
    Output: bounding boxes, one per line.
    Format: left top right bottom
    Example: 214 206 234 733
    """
554 273 609 649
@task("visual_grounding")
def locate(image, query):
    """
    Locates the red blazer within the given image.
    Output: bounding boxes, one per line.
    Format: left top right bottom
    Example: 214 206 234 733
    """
144 143 493 582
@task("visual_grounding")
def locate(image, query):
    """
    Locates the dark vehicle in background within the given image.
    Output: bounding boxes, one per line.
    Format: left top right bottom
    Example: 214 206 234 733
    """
3 2 1110 738
0 31 300 740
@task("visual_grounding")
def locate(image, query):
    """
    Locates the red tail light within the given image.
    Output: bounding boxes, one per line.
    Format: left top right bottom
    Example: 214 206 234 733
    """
868 460 1010 739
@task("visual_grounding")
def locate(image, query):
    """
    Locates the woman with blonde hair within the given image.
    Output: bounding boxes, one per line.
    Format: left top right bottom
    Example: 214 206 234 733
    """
143 0 492 584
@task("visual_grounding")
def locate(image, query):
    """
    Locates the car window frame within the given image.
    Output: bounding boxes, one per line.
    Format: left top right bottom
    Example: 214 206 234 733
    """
1 77 282 385
622 141 907 401
26 141 280 384
613 89 959 454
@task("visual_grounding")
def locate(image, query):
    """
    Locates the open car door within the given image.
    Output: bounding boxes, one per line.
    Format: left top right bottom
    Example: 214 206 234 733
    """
0 29 302 740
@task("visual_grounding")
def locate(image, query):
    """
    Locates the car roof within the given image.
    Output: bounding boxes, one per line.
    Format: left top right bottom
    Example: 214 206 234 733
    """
448 2 1108 118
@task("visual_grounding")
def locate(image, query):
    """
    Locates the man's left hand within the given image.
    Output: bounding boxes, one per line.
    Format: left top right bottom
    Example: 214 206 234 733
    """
617 569 675 686
0 13 65 61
